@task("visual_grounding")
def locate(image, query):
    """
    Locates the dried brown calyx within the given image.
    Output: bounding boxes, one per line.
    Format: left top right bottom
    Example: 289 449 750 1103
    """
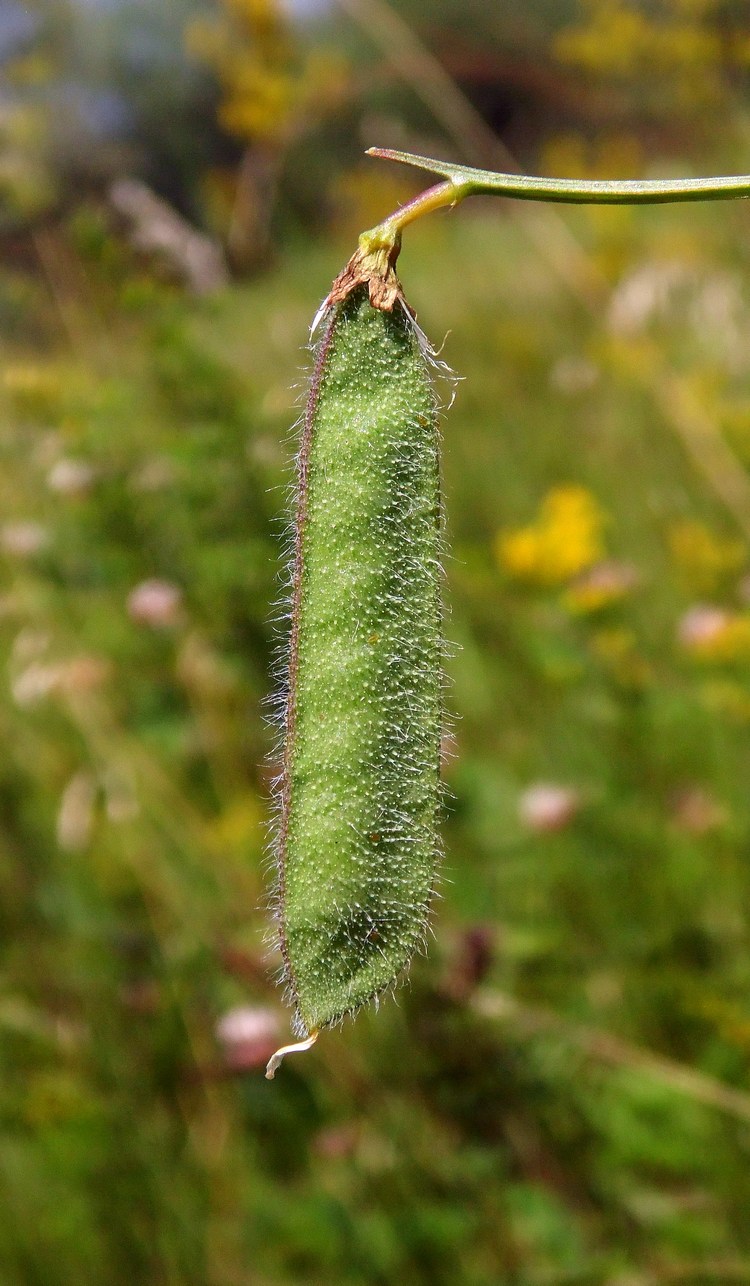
325 230 404 313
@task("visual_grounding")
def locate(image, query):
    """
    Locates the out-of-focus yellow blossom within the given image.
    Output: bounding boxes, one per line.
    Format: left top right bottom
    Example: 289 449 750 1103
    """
677 605 750 662
209 798 263 855
563 560 638 614
555 2 720 81
694 994 750 1055
331 168 420 241
539 133 639 249
556 5 656 78
23 1071 90 1128
497 485 606 586
590 626 652 688
668 519 745 593
219 68 296 142
699 679 750 723
186 1 347 148
541 132 643 182
553 0 738 114
6 52 55 88
4 363 62 415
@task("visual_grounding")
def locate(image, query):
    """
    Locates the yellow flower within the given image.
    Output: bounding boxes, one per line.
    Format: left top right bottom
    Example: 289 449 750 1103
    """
4 363 62 415
694 994 750 1054
497 485 606 585
210 798 263 854
699 679 750 722
668 519 745 593
590 626 651 688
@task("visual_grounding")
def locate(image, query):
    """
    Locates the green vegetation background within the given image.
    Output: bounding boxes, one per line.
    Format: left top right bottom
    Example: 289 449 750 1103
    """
5 1 750 1282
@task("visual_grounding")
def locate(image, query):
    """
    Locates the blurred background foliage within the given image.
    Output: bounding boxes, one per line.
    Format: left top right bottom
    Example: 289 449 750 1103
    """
4 0 750 1281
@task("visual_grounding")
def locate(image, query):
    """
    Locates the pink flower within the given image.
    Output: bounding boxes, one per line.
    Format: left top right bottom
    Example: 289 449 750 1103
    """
677 605 750 660
11 654 108 707
519 783 580 834
47 458 95 495
677 605 730 648
670 787 726 835
1 522 48 557
564 560 638 614
127 579 182 628
215 1007 281 1072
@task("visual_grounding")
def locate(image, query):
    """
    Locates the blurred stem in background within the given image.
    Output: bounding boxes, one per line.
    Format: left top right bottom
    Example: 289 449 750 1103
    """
185 0 350 269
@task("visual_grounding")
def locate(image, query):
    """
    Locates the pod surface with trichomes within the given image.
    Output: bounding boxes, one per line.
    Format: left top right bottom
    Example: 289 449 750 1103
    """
265 145 750 1075
271 277 443 1049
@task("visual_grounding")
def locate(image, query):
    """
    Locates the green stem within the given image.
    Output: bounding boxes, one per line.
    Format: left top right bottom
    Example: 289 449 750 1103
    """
362 146 750 248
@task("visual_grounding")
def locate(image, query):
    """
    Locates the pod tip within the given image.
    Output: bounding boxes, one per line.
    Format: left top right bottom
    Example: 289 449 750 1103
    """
265 1029 319 1080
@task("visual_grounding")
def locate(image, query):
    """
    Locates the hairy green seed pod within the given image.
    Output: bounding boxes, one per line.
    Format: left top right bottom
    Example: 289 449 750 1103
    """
270 283 443 1052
